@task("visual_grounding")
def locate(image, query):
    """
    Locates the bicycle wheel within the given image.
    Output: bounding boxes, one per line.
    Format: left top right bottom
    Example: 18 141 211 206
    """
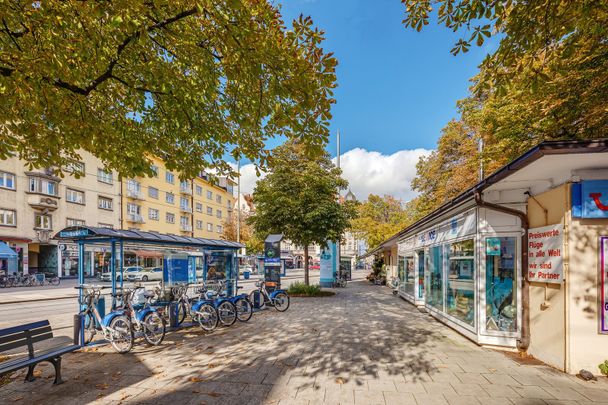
235 297 253 322
197 303 219 332
50 277 60 286
0 279 6 288
108 316 134 353
82 312 96 344
273 292 290 312
176 302 187 325
217 301 237 326
142 311 166 346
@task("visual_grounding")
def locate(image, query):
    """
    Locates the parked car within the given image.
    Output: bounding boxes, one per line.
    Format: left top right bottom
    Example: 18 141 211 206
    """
100 266 142 282
127 267 163 282
309 262 320 270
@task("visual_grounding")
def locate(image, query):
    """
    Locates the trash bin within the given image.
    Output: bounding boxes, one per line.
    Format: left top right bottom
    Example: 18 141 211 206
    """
243 271 250 280
168 302 180 328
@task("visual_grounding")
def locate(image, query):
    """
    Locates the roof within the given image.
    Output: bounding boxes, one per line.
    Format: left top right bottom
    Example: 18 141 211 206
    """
265 234 283 243
54 226 243 249
0 242 17 259
362 138 608 258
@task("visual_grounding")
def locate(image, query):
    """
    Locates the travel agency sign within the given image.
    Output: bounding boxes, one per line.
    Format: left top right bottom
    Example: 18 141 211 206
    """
572 180 608 219
528 224 563 283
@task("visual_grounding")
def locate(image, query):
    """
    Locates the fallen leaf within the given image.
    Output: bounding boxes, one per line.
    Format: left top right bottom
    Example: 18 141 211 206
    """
95 383 109 390
191 390 200 394
189 377 205 383
32 370 42 378
11 396 23 402
335 377 346 384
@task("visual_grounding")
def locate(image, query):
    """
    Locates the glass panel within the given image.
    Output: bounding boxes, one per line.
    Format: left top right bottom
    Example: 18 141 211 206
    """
446 239 475 326
426 246 444 311
402 256 415 296
417 251 425 299
397 256 405 284
485 237 517 332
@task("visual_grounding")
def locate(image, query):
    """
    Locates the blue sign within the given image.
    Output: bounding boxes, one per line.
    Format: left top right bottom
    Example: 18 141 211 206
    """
572 180 608 219
59 229 92 238
164 255 189 284
320 242 337 286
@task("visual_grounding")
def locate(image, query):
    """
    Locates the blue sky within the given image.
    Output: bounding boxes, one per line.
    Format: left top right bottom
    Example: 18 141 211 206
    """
239 0 496 200
280 0 493 155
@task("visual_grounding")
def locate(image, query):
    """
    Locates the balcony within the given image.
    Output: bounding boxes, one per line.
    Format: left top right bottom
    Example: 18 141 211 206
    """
27 194 60 211
180 224 192 232
180 205 192 213
179 186 192 195
126 188 145 200
127 214 145 223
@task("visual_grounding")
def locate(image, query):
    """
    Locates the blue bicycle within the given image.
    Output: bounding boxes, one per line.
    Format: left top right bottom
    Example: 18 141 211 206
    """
75 285 134 353
114 287 166 346
249 280 290 312
197 282 238 326
211 280 253 322
173 284 219 332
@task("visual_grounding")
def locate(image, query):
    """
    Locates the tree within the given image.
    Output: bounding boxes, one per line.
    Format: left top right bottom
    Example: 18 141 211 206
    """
221 207 263 255
350 194 413 249
401 1 608 140
0 1 337 178
248 141 356 285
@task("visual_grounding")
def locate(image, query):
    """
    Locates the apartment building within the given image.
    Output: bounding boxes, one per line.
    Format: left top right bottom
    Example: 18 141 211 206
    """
121 156 235 239
0 151 121 277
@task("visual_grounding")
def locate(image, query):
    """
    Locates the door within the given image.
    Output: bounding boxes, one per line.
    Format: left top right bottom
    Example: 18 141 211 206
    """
484 237 518 333
417 250 425 300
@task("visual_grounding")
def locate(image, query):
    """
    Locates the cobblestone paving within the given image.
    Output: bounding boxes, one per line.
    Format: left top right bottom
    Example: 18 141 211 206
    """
1 279 608 404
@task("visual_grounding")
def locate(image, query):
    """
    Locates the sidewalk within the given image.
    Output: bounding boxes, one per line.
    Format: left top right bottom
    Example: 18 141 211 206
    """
0 269 315 305
2 278 607 405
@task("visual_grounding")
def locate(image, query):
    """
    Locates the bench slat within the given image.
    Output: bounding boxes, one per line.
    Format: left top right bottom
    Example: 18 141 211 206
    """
0 345 80 375
0 332 54 353
0 331 27 346
0 321 50 338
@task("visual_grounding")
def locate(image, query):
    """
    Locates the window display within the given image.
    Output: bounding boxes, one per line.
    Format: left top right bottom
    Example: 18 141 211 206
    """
485 237 517 332
446 239 475 326
426 246 444 311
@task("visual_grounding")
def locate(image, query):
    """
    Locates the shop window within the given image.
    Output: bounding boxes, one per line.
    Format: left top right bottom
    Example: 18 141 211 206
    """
0 209 16 226
446 239 475 327
0 171 15 190
400 255 415 296
426 245 444 311
485 237 517 332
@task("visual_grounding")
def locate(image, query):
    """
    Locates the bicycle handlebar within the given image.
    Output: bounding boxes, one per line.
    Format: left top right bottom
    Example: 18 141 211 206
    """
74 285 111 290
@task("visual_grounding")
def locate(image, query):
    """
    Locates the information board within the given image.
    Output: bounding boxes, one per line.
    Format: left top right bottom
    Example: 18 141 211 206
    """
528 224 563 283
601 237 608 333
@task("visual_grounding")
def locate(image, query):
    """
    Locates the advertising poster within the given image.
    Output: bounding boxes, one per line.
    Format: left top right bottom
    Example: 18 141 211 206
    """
528 224 563 283
601 237 608 333
320 242 337 286
486 238 501 256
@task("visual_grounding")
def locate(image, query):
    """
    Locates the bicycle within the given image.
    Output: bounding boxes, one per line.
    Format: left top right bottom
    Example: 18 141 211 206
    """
75 284 134 353
205 280 252 323
196 282 238 327
333 272 347 288
249 280 290 312
114 286 166 346
172 283 219 332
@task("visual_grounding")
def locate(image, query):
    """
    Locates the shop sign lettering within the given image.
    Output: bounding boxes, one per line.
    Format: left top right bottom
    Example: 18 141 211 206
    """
601 237 608 334
528 224 563 283
572 180 608 219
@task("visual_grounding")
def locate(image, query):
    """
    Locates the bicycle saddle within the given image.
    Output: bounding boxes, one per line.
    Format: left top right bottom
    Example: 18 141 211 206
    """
143 291 155 299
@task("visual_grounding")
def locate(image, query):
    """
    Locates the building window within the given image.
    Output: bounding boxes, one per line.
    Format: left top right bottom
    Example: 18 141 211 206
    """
0 209 16 226
0 171 16 190
166 171 174 184
180 216 189 226
180 180 190 190
195 202 203 212
446 239 475 327
28 177 58 196
98 196 113 210
216 209 222 219
166 192 174 204
207 206 213 216
127 203 141 216
148 208 159 221
166 212 175 224
66 188 85 204
196 185 203 196
207 190 212 200
67 218 85 227
97 168 113 184
34 213 52 230
150 165 159 177
65 161 85 175
216 195 222 204
148 187 159 199
207 222 213 232
98 223 113 229
196 220 203 230
216 225 222 233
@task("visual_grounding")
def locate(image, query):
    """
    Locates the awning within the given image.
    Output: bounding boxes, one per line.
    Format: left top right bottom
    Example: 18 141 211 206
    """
0 243 17 259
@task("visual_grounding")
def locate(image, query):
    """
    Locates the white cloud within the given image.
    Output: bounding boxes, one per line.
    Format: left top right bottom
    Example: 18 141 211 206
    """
334 148 432 202
232 147 431 201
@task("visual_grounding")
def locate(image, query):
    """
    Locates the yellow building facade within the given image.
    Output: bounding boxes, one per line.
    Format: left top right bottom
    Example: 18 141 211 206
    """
120 156 234 239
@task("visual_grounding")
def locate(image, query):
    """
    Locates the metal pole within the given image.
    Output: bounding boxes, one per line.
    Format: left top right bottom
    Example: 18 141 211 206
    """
110 241 116 296
119 240 124 291
236 160 241 245
336 129 341 283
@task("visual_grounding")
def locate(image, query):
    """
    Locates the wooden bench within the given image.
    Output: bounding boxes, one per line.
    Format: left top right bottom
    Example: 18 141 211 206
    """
0 320 80 385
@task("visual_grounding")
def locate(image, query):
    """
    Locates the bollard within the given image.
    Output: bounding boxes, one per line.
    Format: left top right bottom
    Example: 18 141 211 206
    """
96 296 106 319
73 314 82 346
250 290 262 309
168 302 179 328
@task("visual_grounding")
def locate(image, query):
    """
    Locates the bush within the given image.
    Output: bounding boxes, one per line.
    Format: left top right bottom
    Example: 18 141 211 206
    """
287 282 334 297
599 360 608 376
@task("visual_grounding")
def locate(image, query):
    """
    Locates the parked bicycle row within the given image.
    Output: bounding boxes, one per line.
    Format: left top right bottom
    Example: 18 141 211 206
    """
0 272 61 288
75 279 290 353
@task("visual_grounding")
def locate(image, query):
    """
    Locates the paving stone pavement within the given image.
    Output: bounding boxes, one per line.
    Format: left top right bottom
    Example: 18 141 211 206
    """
1 279 608 405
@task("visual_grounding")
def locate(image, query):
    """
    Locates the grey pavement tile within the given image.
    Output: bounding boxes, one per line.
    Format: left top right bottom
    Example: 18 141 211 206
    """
508 399 549 405
296 386 326 402
422 381 457 395
483 373 522 386
323 386 356 404
482 384 522 398
510 385 556 400
412 393 449 405
454 372 490 385
449 382 490 397
572 387 608 402
383 391 417 405
367 380 397 392
443 394 483 405
354 389 386 405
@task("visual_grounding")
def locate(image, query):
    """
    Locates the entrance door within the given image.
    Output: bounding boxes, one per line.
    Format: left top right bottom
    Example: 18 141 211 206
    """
417 250 425 299
485 237 518 333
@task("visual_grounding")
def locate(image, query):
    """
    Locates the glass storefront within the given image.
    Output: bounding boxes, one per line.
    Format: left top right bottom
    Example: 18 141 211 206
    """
404 255 415 296
426 246 444 311
485 237 517 332
417 250 425 299
446 239 475 327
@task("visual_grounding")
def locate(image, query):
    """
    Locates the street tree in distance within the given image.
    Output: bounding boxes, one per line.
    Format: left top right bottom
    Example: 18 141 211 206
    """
0 1 337 179
248 141 356 285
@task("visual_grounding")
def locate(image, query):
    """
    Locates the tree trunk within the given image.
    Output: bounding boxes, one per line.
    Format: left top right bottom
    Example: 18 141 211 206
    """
304 245 310 286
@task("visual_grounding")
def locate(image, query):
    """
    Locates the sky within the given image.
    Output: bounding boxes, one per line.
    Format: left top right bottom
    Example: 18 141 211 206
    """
238 0 495 201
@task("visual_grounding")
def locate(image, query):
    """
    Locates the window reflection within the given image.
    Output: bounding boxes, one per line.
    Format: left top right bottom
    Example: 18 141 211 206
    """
485 237 517 332
446 239 475 326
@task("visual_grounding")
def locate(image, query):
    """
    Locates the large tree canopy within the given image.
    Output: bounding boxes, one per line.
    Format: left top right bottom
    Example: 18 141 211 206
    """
248 141 355 284
0 1 337 178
